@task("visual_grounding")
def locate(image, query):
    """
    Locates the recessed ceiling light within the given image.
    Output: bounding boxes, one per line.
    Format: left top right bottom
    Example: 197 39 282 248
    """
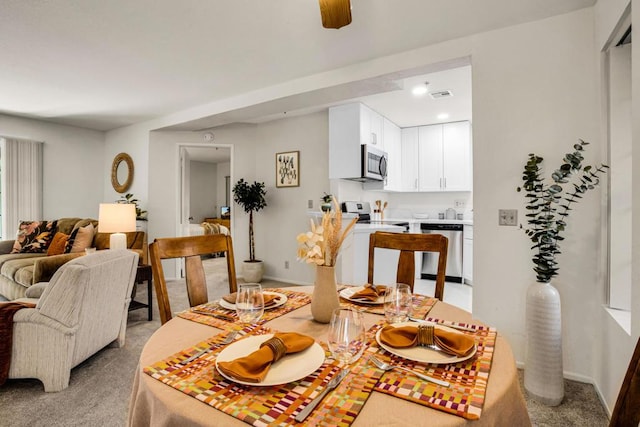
411 81 429 96
437 113 450 120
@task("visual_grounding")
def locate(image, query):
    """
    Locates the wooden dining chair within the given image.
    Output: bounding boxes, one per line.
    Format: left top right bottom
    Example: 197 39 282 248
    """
609 336 640 427
149 234 238 325
368 231 448 300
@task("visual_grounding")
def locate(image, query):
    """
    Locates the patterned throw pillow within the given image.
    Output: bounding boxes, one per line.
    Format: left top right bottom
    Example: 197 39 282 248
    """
47 232 69 256
11 220 58 254
64 223 95 253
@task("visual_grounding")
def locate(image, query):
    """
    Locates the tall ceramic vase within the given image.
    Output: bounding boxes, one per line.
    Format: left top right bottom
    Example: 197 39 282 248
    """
311 265 340 323
524 281 564 406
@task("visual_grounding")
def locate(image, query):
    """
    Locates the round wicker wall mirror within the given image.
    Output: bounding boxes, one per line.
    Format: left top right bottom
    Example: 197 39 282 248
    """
111 152 134 193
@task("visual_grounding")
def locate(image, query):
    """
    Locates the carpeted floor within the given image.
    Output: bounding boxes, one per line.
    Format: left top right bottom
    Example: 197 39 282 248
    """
0 258 610 426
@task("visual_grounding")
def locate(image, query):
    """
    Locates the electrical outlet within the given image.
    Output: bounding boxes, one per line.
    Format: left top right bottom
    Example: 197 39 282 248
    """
498 209 518 226
454 199 466 208
284 261 289 269
308 199 313 209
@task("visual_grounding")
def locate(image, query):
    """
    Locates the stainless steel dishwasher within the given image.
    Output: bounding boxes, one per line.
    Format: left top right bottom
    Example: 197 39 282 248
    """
420 223 464 283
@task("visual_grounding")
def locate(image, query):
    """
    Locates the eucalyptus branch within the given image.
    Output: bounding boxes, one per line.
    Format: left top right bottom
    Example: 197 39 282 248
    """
517 139 608 283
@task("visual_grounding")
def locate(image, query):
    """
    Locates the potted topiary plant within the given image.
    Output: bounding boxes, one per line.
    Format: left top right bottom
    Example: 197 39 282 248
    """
516 139 608 406
233 178 267 282
320 193 333 212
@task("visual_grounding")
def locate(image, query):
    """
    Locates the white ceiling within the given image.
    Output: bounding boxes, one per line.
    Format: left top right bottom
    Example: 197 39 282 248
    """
1 0 595 131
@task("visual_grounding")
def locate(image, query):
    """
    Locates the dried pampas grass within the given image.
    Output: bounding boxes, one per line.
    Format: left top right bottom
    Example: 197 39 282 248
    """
296 197 357 266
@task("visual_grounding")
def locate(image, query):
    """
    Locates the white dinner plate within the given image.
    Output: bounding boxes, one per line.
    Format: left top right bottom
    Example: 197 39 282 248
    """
215 334 325 386
218 291 287 311
375 321 477 365
339 286 384 305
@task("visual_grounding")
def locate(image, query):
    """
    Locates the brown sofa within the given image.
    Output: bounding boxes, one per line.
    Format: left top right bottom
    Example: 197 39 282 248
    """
0 217 146 300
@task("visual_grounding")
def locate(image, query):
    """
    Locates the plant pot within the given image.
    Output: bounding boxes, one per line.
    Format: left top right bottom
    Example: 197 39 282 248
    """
310 265 340 323
320 203 332 212
524 281 564 406
242 260 264 283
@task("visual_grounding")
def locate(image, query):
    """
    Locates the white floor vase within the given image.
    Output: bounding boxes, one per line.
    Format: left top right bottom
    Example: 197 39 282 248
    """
524 281 564 406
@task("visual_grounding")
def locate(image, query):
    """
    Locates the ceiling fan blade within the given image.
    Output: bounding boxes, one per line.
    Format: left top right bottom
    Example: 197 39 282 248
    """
318 0 352 29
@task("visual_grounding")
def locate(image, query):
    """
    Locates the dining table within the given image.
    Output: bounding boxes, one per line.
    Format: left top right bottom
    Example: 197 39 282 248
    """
127 286 531 426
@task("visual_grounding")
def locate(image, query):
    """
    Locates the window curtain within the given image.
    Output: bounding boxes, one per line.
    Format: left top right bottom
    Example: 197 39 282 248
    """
0 137 43 240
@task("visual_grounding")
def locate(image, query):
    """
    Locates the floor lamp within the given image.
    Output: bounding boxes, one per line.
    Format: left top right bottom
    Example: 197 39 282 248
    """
98 203 136 250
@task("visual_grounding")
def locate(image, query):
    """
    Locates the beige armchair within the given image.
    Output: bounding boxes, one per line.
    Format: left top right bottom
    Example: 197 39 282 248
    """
8 249 139 391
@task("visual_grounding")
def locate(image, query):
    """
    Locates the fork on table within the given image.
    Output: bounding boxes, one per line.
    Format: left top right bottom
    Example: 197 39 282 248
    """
369 355 450 387
182 330 239 364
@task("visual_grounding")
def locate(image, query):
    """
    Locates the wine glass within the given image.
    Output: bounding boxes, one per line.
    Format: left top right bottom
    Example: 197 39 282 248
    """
235 283 264 324
384 283 412 324
327 308 366 365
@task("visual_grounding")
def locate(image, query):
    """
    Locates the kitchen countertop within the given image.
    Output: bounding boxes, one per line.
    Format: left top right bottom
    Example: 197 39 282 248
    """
353 223 405 233
371 217 473 226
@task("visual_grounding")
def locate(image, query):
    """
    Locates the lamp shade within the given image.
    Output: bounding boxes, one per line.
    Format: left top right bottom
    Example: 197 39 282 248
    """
98 203 136 233
98 203 136 250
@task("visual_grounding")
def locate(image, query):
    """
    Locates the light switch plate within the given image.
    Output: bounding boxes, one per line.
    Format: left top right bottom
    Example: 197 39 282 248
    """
499 209 518 226
308 199 313 209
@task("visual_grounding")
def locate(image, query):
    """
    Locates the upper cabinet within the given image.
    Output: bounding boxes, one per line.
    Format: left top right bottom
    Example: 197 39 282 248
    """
400 127 419 191
328 103 384 180
415 121 472 192
329 102 472 193
382 117 401 191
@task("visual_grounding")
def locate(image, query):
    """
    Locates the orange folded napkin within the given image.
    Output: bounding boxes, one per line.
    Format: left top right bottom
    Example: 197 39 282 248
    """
352 284 387 301
379 324 475 357
222 292 279 307
217 332 315 383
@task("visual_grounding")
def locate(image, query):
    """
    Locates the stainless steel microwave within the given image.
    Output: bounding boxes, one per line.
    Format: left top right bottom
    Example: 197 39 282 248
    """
361 144 388 181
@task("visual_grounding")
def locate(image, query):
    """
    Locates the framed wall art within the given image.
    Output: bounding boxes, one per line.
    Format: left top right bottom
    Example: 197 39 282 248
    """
276 151 300 188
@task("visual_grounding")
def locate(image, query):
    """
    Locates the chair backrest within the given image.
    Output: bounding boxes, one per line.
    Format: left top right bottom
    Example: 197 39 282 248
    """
609 336 640 427
37 249 139 362
149 234 237 325
368 232 448 300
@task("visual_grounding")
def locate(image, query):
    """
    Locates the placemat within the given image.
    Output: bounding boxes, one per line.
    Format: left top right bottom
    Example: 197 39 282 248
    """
366 319 497 420
340 291 437 318
177 288 311 328
143 326 383 426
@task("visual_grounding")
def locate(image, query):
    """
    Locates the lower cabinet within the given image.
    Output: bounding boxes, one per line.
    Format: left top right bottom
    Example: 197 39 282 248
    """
463 225 473 284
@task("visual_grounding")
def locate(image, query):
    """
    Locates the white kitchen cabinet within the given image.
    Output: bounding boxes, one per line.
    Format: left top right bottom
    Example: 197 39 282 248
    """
417 125 443 191
414 121 472 192
367 108 384 148
383 117 401 191
339 224 404 284
442 121 472 191
463 224 473 284
329 103 385 180
400 127 419 190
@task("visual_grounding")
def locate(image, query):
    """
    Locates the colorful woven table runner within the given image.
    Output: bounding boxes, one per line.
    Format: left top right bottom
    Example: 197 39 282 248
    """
367 319 497 420
143 326 383 426
177 288 311 328
340 292 437 317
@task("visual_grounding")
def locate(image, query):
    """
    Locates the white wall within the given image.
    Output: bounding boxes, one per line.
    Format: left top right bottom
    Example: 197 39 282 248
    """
189 160 217 223
0 114 104 219
591 0 639 414
252 111 330 283
103 6 633 408
104 123 149 209
216 161 230 213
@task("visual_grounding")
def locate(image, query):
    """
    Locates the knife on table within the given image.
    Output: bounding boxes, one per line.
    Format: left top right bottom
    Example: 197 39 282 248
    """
294 369 348 422
191 309 235 321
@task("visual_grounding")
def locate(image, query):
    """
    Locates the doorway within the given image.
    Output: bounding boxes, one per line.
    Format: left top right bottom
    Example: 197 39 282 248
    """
178 143 233 235
176 143 233 277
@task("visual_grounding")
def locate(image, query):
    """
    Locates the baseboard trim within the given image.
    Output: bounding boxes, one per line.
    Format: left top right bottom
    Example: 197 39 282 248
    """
515 361 593 384
515 360 611 417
